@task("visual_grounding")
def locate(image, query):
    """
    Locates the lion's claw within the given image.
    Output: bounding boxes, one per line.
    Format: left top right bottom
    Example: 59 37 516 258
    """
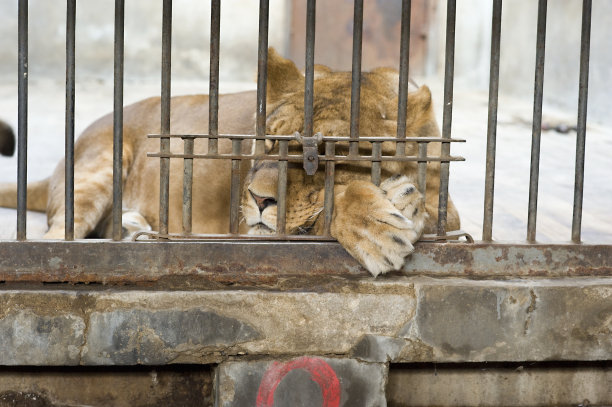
331 175 427 277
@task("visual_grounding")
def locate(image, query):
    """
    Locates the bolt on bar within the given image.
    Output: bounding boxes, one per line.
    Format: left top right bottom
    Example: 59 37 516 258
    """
437 0 456 237
348 0 363 158
208 0 220 155
159 0 172 236
17 0 28 241
64 0 76 241
255 0 269 156
396 0 411 158
572 0 592 243
112 0 125 241
527 0 547 243
482 0 502 242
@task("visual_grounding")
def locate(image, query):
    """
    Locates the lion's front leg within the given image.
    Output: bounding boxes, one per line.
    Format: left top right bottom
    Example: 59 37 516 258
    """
330 175 427 277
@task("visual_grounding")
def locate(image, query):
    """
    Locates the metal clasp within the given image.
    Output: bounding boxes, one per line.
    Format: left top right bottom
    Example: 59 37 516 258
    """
294 132 323 176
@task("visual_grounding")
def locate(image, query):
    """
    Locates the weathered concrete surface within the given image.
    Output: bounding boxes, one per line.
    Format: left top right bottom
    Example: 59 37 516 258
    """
0 277 609 366
217 357 387 407
0 366 213 407
387 363 612 406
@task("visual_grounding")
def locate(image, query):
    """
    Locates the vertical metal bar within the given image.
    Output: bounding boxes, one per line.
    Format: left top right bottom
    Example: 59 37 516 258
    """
16 0 28 241
371 142 382 186
229 140 242 234
182 137 194 234
572 0 592 243
396 0 411 156
303 0 316 139
276 141 289 235
112 0 125 241
527 0 547 243
255 0 269 156
482 0 502 242
437 0 456 237
159 0 172 236
64 0 76 241
417 142 427 196
323 141 335 236
208 0 220 155
349 0 363 157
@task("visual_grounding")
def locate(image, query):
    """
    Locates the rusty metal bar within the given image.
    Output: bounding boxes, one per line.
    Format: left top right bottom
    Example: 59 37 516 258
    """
437 0 456 236
182 137 194 234
112 0 125 241
64 0 76 241
255 0 269 156
16 0 28 241
303 0 316 139
371 142 382 186
482 0 502 242
149 134 465 143
348 0 363 157
396 0 411 156
159 0 172 236
1 241 611 282
276 140 289 235
148 152 464 163
572 0 592 243
229 140 242 234
527 0 547 243
417 142 427 196
208 0 220 155
323 141 335 236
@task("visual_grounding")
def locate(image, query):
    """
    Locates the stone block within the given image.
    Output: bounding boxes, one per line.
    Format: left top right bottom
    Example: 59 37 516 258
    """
217 357 387 407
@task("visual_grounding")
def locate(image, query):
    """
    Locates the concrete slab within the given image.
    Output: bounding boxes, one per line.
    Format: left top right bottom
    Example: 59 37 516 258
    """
0 277 609 366
217 357 387 407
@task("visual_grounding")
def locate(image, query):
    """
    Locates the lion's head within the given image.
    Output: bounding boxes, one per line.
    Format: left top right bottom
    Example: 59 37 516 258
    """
242 48 449 236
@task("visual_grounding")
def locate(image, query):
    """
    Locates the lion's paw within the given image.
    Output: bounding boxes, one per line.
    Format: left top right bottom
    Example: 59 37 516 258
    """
331 176 426 277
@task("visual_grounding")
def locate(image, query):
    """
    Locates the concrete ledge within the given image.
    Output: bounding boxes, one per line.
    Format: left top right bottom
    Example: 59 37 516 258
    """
1 277 610 366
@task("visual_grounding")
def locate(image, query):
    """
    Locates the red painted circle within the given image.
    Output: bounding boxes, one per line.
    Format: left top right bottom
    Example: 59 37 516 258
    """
256 357 341 407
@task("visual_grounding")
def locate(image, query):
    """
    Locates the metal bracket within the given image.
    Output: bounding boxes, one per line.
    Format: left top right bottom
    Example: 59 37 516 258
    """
294 132 323 176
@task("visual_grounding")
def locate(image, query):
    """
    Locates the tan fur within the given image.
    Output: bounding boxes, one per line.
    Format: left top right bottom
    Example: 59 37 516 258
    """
0 48 459 275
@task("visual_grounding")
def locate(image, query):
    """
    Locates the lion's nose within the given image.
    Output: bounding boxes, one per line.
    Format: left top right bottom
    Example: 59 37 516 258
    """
249 190 277 213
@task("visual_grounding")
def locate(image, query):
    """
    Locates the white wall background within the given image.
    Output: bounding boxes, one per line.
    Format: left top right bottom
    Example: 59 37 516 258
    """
431 0 612 125
0 0 291 83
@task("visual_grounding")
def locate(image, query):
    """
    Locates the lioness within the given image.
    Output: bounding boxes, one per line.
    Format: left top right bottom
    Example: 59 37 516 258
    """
0 49 459 276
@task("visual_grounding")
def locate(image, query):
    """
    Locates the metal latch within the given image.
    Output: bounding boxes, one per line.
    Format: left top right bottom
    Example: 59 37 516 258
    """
294 132 323 176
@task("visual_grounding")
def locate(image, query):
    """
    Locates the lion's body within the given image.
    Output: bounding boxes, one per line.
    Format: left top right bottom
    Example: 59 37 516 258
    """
0 49 459 276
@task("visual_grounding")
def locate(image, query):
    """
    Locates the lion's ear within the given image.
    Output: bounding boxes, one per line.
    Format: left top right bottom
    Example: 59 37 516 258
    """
407 85 433 116
267 47 303 103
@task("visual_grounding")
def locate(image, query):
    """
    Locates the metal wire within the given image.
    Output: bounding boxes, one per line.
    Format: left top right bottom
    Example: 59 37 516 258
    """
437 0 456 237
349 0 363 157
527 0 548 242
159 0 172 236
17 0 28 241
572 0 592 243
396 0 412 157
112 0 125 241
482 0 502 242
255 0 269 156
